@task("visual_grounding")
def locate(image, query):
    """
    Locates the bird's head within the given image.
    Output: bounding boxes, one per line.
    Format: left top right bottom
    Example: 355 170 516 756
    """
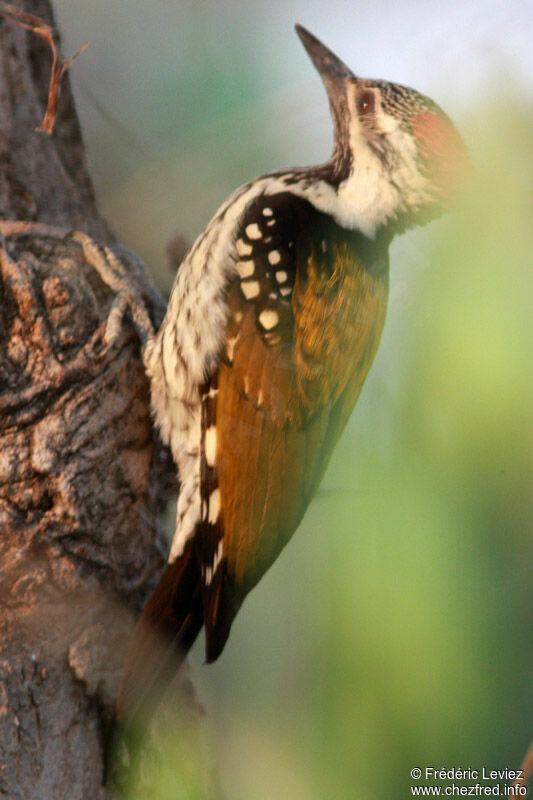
296 25 468 238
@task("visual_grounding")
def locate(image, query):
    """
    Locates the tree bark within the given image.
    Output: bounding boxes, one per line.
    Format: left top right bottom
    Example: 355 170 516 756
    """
0 3 210 797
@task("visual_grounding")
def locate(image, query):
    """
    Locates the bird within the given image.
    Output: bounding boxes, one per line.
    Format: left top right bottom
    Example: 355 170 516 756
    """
115 24 466 734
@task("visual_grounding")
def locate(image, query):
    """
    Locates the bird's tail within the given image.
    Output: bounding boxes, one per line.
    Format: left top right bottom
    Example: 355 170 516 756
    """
115 538 203 737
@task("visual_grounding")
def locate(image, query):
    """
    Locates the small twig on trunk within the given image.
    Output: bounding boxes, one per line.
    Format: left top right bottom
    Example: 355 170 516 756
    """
0 0 87 134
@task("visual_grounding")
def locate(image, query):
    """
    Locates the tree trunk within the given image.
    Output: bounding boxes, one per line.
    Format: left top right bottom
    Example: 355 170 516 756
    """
0 3 211 797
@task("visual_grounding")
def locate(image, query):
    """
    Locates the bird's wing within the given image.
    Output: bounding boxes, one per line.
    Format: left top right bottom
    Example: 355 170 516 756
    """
197 192 389 660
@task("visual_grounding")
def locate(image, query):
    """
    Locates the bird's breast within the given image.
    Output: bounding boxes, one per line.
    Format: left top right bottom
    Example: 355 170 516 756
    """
293 236 389 417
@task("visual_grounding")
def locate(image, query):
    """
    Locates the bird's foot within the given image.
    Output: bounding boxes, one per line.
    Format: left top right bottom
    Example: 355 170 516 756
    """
72 231 162 350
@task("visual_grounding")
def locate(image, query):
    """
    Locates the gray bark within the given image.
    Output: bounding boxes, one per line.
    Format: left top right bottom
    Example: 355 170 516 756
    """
0 0 110 239
0 2 213 797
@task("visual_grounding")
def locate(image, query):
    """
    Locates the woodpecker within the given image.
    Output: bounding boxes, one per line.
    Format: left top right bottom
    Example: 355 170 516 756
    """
116 25 466 730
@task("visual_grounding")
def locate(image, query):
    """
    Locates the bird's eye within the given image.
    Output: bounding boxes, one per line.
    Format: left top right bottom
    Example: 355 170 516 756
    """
357 91 374 115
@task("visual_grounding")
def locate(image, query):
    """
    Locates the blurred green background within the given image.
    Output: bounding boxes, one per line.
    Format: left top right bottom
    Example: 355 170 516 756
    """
53 2 532 797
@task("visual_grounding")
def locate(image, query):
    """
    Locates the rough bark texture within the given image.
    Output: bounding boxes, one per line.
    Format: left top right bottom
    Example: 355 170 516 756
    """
0 0 110 238
0 3 212 798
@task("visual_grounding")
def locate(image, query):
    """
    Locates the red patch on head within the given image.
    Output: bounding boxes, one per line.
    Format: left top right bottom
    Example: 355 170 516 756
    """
413 111 468 203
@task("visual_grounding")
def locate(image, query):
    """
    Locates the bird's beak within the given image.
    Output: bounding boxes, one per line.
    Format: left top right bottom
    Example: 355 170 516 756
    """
295 24 355 105
295 25 354 161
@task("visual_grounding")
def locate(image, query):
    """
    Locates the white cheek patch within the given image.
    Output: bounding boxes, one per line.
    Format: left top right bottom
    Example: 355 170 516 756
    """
308 86 434 236
335 146 393 236
378 108 401 135
333 96 429 236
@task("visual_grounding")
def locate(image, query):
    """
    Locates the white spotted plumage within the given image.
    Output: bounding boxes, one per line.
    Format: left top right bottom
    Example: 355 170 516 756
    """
145 167 371 562
258 309 279 330
204 540 224 586
241 280 260 299
237 260 255 278
204 426 217 467
245 223 262 240
208 489 221 525
145 172 336 562
236 238 252 256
